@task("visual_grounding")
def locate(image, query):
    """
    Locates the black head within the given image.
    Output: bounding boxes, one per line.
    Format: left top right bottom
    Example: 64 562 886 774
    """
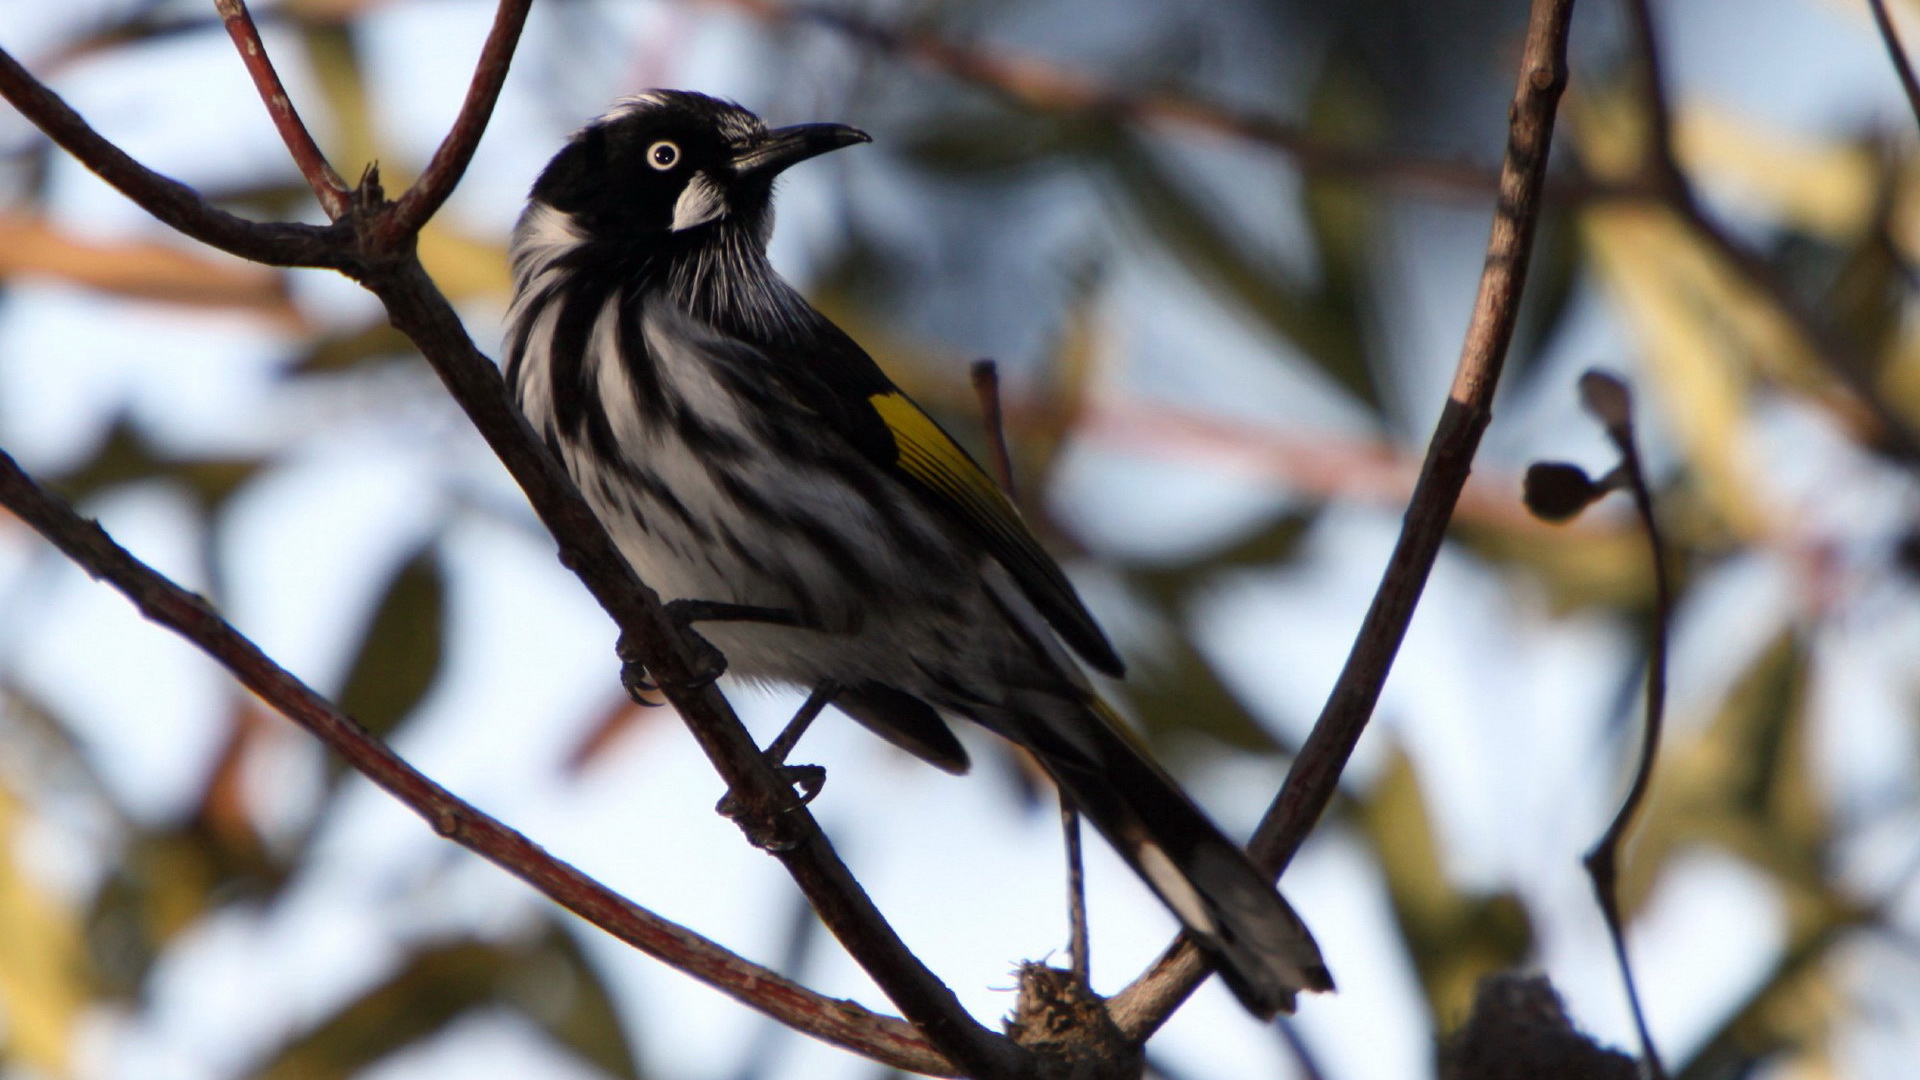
528 90 869 245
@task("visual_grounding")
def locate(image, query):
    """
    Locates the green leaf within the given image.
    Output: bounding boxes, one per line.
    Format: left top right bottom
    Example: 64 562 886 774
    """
1102 131 1380 411
54 417 262 513
502 929 644 1080
1122 513 1315 752
334 545 447 745
251 942 512 1080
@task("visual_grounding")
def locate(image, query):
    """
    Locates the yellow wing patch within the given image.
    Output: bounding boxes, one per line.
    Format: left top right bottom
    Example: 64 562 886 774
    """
868 390 1124 677
869 390 1015 521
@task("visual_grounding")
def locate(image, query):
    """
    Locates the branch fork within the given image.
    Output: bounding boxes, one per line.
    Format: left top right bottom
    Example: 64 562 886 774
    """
0 0 1584 1073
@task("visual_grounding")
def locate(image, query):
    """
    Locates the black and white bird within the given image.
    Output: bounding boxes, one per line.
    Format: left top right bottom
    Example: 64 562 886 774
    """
503 89 1331 1016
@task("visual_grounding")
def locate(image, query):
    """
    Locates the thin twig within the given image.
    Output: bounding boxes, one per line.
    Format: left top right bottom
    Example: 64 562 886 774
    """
1868 0 1920 134
355 256 1022 1079
970 359 1020 501
0 445 956 1078
384 0 533 238
214 0 349 219
971 357 1093 990
1108 0 1580 1036
0 31 1022 1078
0 45 345 268
1576 371 1670 1080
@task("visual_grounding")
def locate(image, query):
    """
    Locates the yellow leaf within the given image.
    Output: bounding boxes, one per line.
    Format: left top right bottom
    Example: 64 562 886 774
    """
0 784 88 1075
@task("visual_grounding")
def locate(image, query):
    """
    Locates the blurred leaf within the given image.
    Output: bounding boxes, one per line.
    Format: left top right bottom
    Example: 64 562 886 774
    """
420 225 512 301
288 319 418 376
1578 198 1770 539
87 810 283 999
1824 202 1906 369
898 106 1084 176
1616 632 1827 917
253 942 512 1080
1359 747 1532 1024
0 214 306 325
334 544 447 746
1123 513 1313 752
1455 515 1651 616
0 780 90 1074
54 417 264 513
1298 53 1387 412
297 19 381 187
1676 103 1877 242
1102 130 1377 410
501 929 643 1080
1506 206 1583 392
253 933 642 1080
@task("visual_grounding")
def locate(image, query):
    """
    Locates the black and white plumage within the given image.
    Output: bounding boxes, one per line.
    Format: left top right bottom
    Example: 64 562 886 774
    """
504 90 1331 1016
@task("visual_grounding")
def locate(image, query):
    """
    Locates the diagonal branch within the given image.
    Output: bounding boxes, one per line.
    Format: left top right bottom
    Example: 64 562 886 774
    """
0 45 346 268
215 0 349 219
1 25 1022 1078
1869 0 1920 131
383 0 534 239
347 250 1024 1080
0 444 955 1078
1108 0 1580 1037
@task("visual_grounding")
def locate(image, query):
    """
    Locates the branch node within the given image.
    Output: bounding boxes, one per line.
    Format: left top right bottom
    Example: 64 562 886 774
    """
1006 963 1139 1080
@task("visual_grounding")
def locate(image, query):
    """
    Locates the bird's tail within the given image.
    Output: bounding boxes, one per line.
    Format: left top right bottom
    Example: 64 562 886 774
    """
1020 696 1332 1017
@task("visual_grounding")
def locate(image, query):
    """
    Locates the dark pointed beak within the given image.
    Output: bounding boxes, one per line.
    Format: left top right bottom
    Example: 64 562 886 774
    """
732 123 871 178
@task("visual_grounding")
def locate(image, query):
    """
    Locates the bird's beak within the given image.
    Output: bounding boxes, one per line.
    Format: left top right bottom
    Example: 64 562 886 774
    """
732 123 871 178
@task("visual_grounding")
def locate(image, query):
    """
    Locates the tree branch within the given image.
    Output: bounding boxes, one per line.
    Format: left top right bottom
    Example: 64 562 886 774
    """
383 0 533 239
0 45 346 268
346 251 1024 1079
1 24 1024 1078
215 0 349 219
1868 0 1920 133
1108 0 1580 1036
0 445 955 1077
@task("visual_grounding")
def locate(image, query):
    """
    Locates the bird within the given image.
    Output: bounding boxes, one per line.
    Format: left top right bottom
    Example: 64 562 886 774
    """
503 89 1332 1017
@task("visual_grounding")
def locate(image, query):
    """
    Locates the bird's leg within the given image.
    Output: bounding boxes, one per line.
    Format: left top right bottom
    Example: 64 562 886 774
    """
1060 795 1090 990
717 680 841 848
618 600 817 702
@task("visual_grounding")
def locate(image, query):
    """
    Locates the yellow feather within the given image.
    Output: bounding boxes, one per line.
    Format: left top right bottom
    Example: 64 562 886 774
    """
869 391 1012 513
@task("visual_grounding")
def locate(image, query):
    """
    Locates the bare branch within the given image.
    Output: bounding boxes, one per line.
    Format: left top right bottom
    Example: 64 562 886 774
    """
1575 371 1670 1079
348 253 1024 1078
215 0 350 219
1108 0 1580 1035
383 0 534 238
0 45 345 268
1869 0 1920 133
0 445 956 1078
1 22 1022 1074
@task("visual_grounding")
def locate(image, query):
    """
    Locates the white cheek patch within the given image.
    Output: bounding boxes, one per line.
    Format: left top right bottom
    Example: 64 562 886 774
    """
669 173 727 232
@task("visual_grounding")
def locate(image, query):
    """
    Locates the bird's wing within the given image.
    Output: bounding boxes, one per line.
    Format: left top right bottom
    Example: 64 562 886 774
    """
861 386 1125 679
768 324 1124 678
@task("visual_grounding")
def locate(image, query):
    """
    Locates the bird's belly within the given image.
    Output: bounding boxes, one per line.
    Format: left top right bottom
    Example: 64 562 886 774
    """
558 427 978 688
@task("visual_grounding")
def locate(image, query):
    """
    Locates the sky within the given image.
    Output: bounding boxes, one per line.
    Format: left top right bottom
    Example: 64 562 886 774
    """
4 0 1920 1078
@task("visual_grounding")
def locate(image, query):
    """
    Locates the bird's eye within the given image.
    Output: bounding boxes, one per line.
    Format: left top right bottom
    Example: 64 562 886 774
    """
647 141 680 170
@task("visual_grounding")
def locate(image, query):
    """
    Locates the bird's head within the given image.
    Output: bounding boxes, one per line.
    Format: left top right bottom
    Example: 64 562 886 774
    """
526 90 869 248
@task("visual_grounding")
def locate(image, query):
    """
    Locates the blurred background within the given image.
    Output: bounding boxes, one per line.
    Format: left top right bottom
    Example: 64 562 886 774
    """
3 0 1920 1076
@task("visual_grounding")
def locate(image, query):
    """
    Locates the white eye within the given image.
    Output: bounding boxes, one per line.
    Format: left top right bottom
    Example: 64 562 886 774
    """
647 141 680 170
